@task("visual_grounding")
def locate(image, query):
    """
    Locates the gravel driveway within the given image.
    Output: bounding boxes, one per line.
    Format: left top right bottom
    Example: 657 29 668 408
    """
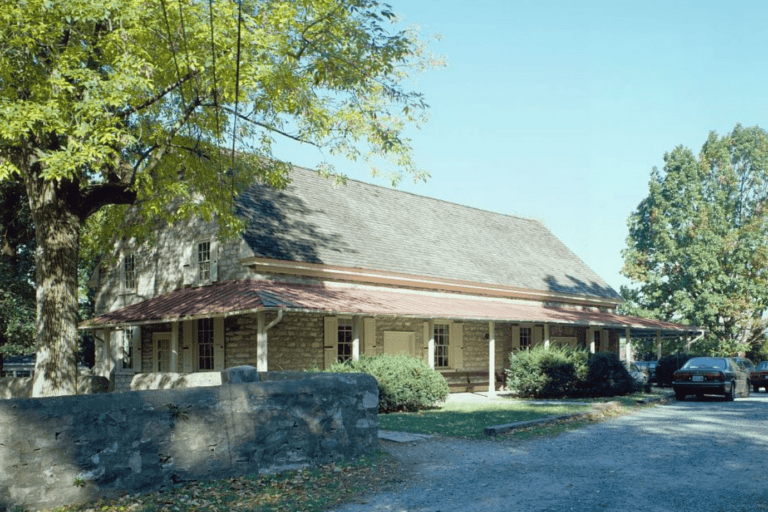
332 395 768 512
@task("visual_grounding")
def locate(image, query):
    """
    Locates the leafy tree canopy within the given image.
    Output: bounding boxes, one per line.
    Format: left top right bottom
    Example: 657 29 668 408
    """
621 124 768 357
0 0 438 395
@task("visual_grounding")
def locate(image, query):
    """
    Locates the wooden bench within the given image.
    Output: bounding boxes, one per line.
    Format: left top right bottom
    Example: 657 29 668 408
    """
440 370 507 393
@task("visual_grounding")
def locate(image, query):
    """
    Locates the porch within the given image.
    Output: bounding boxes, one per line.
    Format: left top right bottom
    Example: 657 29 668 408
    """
82 279 704 394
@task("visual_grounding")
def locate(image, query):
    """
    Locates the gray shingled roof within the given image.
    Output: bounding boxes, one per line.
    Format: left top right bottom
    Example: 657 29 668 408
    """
236 167 621 301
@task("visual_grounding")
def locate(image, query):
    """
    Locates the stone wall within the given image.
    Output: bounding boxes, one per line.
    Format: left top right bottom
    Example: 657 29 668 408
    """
0 372 378 512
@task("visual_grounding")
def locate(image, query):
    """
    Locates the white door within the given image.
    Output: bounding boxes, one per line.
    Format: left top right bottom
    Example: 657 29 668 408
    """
383 331 415 356
153 333 172 372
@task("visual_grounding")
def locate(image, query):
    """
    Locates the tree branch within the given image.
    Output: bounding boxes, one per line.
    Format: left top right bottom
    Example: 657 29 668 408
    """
209 104 319 147
118 70 199 119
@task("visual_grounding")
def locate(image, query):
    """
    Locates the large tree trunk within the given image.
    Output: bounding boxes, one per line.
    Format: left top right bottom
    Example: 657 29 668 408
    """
25 174 82 397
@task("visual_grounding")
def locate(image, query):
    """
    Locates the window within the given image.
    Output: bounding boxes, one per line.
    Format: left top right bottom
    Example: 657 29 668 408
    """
123 254 136 291
198 242 211 282
594 331 601 351
198 318 215 370
520 327 531 350
337 319 353 363
434 324 450 368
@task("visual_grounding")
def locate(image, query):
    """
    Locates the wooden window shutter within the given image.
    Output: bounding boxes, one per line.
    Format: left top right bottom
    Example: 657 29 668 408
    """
533 325 543 347
213 317 225 370
450 322 463 370
210 239 219 282
131 327 142 371
363 318 376 357
324 316 338 369
512 326 520 350
422 321 430 362
182 320 194 373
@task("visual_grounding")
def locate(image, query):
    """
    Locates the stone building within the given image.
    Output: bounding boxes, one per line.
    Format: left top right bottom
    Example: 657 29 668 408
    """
83 167 700 392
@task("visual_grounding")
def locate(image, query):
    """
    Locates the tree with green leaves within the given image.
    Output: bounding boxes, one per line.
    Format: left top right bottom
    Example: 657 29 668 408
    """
622 124 768 357
0 0 437 396
0 174 36 373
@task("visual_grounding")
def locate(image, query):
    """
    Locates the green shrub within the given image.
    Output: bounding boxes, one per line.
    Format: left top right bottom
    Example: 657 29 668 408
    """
656 354 698 386
506 345 588 398
325 354 449 413
584 352 639 397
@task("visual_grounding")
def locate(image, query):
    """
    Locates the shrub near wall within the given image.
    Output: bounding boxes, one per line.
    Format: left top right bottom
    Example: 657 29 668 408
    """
325 354 449 413
0 372 378 512
506 345 588 398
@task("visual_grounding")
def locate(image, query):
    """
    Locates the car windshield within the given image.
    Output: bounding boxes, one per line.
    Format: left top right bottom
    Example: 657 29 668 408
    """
757 361 768 371
682 357 727 370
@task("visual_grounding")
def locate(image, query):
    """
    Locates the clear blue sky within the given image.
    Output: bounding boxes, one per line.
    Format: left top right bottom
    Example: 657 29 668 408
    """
282 0 768 293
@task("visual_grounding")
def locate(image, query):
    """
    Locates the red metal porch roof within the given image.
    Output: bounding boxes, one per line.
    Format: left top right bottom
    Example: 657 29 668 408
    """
82 279 700 336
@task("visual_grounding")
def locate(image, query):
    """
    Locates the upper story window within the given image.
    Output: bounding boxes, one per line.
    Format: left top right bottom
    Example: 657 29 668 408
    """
123 254 136 291
337 319 353 363
198 242 211 282
520 327 531 350
434 323 450 368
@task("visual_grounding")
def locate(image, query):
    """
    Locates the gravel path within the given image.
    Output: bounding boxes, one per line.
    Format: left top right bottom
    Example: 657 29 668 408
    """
332 395 768 512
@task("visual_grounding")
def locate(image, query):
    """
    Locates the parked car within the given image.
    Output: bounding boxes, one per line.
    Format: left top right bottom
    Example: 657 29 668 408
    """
672 357 750 401
634 361 658 383
626 362 648 386
750 361 768 392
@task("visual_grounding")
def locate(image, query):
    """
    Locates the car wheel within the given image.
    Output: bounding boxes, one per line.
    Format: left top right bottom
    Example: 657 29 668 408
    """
725 381 735 401
675 391 686 401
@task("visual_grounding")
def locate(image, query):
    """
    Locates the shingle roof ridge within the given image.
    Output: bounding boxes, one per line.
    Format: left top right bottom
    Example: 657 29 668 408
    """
286 164 542 226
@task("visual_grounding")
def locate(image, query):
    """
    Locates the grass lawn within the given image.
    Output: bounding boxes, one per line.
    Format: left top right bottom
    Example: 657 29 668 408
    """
378 399 591 439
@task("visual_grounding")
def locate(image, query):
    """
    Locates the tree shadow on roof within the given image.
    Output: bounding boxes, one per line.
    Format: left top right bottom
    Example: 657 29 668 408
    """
237 183 357 264
544 275 620 300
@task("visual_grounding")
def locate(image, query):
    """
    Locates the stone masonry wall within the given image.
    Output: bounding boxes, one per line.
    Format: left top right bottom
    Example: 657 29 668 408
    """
461 321 512 372
225 313 324 370
0 372 378 512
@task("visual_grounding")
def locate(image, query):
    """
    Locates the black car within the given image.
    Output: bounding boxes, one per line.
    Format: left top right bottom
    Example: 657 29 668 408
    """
672 357 750 401
750 361 768 392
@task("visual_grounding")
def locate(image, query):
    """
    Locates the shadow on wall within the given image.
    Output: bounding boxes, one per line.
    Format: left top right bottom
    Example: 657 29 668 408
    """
237 184 358 264
0 371 379 511
544 275 620 300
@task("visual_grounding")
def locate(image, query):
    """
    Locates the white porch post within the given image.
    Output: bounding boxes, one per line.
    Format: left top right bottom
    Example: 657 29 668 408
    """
543 323 550 349
352 315 361 361
101 327 113 377
170 321 179 372
257 311 268 371
488 321 496 397
427 319 435 369
656 330 662 360
625 327 632 364
588 327 596 354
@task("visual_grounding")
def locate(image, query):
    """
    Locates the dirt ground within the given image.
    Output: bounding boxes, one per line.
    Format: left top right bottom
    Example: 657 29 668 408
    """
331 395 768 512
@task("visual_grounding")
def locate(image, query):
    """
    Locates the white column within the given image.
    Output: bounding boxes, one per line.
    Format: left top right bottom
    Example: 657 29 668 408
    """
588 327 596 354
257 311 268 371
170 321 179 372
656 330 662 360
352 315 361 361
625 327 632 364
488 321 496 397
101 327 113 377
427 319 435 370
543 323 550 349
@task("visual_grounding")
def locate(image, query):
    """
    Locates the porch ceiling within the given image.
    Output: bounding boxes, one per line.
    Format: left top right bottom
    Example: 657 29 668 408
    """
82 279 702 337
